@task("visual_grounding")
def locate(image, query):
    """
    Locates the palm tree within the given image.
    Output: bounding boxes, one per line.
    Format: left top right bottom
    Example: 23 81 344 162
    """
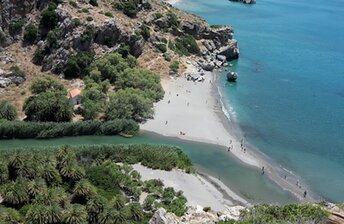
27 178 47 199
25 204 63 224
127 203 144 221
0 207 24 223
99 208 127 224
0 161 9 184
7 152 24 180
38 164 62 185
72 179 96 204
59 162 85 183
110 195 126 210
33 187 68 207
1 179 29 207
86 195 107 224
63 204 88 224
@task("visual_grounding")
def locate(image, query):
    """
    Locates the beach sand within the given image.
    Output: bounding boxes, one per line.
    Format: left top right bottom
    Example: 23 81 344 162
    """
141 62 318 203
133 164 248 211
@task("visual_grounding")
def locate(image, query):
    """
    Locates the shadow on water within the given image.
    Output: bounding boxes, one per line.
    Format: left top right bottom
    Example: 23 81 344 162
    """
0 132 297 204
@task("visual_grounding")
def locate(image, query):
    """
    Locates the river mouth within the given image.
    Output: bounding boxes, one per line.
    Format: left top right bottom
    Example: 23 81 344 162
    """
0 133 298 204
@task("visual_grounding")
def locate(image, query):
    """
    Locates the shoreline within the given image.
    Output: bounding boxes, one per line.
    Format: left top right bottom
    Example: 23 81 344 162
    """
133 164 249 211
141 61 321 204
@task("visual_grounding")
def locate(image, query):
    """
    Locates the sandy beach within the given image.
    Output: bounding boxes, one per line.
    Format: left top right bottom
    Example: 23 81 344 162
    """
141 61 318 203
133 164 248 211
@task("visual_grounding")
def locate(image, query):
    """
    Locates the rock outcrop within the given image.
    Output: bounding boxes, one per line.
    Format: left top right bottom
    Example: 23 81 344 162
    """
149 205 245 224
0 68 25 88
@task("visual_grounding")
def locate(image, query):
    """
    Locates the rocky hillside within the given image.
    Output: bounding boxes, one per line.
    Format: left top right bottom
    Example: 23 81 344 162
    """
0 0 239 116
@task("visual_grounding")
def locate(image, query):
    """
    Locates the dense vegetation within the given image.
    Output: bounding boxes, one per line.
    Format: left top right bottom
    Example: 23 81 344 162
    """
0 119 139 139
220 204 329 224
114 0 151 18
23 76 73 122
0 144 192 223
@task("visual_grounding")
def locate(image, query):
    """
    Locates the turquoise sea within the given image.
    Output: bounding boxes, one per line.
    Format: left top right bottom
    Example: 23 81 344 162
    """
174 0 344 202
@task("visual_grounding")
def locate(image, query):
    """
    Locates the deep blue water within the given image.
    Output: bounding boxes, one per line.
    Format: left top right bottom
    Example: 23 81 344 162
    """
175 0 344 202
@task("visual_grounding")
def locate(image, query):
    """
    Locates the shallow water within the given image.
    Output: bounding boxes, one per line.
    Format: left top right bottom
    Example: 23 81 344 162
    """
174 0 344 202
0 133 297 204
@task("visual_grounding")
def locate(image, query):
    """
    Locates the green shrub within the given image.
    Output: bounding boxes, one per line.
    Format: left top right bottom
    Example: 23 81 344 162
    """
64 52 94 78
203 207 211 212
82 8 89 13
140 24 150 40
46 30 58 48
10 65 25 78
156 43 167 53
166 12 179 27
174 35 200 56
163 53 171 61
0 119 139 139
114 0 139 18
169 61 179 73
104 12 113 17
69 0 78 7
72 18 81 27
33 47 45 65
86 16 93 22
89 0 98 6
41 4 58 29
154 12 163 19
0 101 17 121
9 19 24 35
143 2 152 10
23 23 38 43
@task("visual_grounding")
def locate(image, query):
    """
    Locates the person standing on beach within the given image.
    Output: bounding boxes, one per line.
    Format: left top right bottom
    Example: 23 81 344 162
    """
304 191 307 198
262 166 265 175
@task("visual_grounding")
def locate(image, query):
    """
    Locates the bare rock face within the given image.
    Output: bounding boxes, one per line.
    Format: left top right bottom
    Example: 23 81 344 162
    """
218 40 239 61
149 208 179 224
0 68 26 88
149 206 245 224
94 20 123 47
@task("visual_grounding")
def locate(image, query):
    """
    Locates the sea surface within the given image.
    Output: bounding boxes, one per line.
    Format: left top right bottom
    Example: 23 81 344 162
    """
174 0 344 202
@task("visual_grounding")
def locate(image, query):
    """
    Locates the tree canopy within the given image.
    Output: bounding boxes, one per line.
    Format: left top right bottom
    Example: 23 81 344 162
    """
29 75 66 94
106 88 154 122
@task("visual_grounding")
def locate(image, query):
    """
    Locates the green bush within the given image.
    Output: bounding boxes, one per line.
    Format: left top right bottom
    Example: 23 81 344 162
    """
163 53 171 61
104 12 113 17
169 61 179 73
0 101 17 121
10 65 25 78
9 19 24 35
86 16 93 22
140 24 150 40
82 8 89 13
166 12 179 27
114 0 139 18
41 4 58 30
156 43 167 53
0 119 139 139
174 35 200 56
33 48 45 65
69 0 78 7
72 18 81 27
89 0 98 6
64 52 94 78
46 30 58 48
23 23 38 43
143 2 152 10
154 12 163 19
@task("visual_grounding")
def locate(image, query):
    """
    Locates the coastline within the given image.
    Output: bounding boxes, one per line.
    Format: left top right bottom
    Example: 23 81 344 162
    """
133 164 248 211
141 61 320 204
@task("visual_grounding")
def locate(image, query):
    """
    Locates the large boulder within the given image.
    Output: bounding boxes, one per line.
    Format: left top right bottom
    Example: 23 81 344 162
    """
129 36 145 57
94 20 123 47
181 21 206 39
200 61 216 71
218 40 239 61
149 208 179 224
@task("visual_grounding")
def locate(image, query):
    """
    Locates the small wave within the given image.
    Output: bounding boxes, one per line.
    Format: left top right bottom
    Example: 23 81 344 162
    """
217 86 236 122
